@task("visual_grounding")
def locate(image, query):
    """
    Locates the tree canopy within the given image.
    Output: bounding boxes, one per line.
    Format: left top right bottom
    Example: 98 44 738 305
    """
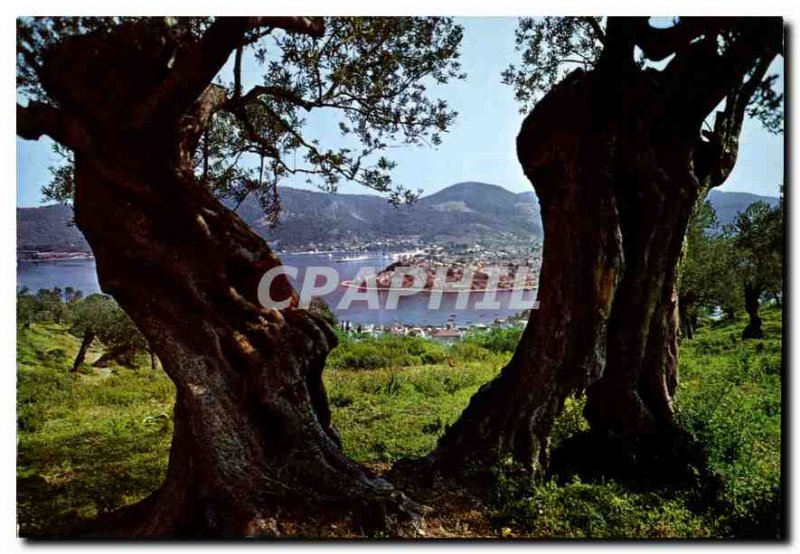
69 294 149 359
680 202 741 320
18 17 465 215
503 17 783 136
728 198 784 301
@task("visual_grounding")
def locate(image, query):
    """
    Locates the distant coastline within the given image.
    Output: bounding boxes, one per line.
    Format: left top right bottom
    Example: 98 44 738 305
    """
338 280 537 294
18 251 95 262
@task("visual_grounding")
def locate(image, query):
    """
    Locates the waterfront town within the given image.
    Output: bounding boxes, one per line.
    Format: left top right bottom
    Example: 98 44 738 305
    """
335 311 529 342
348 237 542 292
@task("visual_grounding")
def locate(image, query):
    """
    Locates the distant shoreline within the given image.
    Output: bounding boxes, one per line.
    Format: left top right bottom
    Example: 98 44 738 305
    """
18 251 95 262
338 280 537 294
17 248 391 261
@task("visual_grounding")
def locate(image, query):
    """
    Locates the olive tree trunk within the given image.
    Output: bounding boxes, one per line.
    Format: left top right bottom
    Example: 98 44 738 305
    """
71 331 95 373
411 60 714 474
404 70 625 475
72 147 421 536
742 282 764 339
23 22 423 537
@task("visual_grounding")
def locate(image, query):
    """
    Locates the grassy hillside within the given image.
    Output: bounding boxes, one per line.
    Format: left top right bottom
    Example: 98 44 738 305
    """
16 308 782 538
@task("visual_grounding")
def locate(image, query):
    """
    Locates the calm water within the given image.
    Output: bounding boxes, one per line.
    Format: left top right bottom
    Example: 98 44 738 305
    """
17 252 535 326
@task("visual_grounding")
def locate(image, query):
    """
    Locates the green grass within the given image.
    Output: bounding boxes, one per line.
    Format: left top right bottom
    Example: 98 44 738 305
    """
675 308 783 537
488 307 783 539
16 309 782 538
491 475 717 539
326 360 501 462
17 323 174 536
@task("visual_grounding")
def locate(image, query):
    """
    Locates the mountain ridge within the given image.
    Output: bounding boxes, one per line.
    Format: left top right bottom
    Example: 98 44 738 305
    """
17 183 777 254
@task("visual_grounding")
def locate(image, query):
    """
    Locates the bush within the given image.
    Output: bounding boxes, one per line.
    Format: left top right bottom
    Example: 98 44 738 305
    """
463 327 523 353
327 334 449 370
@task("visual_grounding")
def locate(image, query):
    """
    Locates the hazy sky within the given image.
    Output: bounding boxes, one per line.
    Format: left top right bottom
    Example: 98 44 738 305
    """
16 17 784 207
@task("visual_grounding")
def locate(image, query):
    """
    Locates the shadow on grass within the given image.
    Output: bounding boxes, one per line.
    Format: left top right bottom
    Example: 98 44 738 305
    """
546 428 783 539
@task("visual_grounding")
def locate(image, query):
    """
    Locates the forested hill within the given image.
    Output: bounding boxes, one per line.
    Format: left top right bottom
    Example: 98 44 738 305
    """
17 204 86 255
233 181 543 249
16 183 778 254
707 190 781 226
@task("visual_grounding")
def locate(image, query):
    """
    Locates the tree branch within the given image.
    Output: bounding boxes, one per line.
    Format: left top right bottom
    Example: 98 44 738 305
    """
233 46 244 99
245 16 324 38
663 18 782 132
17 101 91 153
177 84 230 160
585 17 606 43
237 85 314 111
634 17 726 62
129 17 251 129
131 16 325 130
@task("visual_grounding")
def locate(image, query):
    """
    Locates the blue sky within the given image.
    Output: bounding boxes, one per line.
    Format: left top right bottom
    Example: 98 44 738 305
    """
16 17 784 207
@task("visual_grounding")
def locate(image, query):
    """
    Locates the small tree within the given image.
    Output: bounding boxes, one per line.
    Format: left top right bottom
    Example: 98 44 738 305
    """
69 294 149 370
36 287 70 323
728 199 783 339
68 294 111 371
92 303 150 367
679 201 740 337
17 287 38 329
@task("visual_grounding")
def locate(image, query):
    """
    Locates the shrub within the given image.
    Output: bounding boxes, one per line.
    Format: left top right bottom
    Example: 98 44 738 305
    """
463 327 523 353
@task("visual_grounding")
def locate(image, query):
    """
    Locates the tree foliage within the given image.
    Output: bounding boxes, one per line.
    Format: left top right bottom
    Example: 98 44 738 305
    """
19 17 465 215
501 17 604 112
728 198 783 301
17 286 80 326
680 202 740 320
69 294 149 364
17 287 149 366
502 17 783 134
679 194 783 328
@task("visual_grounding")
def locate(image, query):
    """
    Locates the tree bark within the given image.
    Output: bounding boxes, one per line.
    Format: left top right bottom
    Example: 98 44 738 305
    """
26 23 423 538
92 344 135 368
742 282 764 339
71 147 422 536
72 331 95 373
585 184 696 434
679 293 696 340
401 70 624 476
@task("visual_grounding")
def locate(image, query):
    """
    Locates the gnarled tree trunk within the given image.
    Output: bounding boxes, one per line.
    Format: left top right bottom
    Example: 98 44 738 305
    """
403 69 625 476
584 151 698 434
31 23 421 538
408 15 768 472
72 145 421 537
